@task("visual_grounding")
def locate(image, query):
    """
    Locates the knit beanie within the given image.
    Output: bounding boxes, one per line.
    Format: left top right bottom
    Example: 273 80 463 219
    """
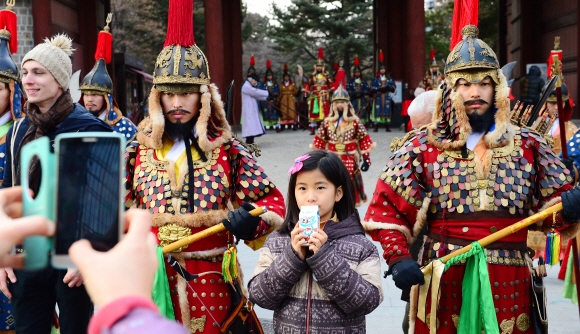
22 34 74 91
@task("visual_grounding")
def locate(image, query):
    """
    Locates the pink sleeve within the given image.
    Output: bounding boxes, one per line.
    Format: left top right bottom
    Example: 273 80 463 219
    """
88 296 187 334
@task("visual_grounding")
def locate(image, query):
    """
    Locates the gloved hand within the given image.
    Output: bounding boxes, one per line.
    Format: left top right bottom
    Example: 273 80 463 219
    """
222 202 261 240
561 157 575 173
389 260 425 290
361 159 371 172
561 187 580 223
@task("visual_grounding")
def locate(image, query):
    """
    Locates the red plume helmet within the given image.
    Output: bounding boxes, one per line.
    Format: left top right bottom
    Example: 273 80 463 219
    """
316 47 325 66
250 54 255 66
331 66 349 102
153 0 210 88
264 59 274 81
283 63 288 72
80 13 114 95
353 54 361 74
378 49 386 72
0 1 17 53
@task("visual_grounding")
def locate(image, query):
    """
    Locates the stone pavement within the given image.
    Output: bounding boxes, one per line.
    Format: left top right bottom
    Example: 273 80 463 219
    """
233 125 580 333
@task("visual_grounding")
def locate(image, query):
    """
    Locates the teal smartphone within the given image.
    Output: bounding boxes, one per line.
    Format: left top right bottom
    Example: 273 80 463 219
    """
21 137 55 270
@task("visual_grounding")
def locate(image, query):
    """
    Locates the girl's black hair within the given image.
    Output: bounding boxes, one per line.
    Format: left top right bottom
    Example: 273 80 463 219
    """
278 150 357 233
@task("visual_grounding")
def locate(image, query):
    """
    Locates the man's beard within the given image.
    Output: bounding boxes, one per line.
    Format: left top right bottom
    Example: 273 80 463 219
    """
465 99 495 133
165 115 198 141
88 106 106 117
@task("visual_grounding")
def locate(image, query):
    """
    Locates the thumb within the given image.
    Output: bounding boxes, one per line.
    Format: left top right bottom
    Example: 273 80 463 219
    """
69 239 98 271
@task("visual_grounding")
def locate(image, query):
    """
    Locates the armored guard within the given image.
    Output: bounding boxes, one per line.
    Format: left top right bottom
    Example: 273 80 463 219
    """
79 14 137 140
259 60 281 131
370 50 396 132
303 48 332 135
364 25 580 334
347 55 370 121
124 0 285 332
278 64 298 130
311 68 375 206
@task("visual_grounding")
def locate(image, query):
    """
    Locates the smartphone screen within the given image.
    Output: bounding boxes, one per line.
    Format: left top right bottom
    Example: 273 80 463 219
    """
54 136 122 257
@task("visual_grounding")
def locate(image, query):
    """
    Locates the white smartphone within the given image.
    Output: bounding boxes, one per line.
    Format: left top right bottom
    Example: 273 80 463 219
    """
52 133 125 269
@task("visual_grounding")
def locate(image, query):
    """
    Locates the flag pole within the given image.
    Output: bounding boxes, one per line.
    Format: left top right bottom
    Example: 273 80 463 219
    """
439 203 562 264
162 207 267 254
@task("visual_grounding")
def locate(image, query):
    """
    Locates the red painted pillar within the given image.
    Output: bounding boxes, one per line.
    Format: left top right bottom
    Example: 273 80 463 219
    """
77 0 98 76
31 0 52 45
386 1 404 80
406 0 425 100
374 0 389 73
204 0 226 95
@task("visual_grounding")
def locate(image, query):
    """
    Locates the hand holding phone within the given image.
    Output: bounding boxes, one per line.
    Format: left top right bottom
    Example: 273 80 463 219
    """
0 187 55 267
69 209 156 308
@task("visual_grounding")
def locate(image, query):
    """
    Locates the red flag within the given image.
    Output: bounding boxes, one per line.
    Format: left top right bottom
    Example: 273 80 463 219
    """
450 0 479 50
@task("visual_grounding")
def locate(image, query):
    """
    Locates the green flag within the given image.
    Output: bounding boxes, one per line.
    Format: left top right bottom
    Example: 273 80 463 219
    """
152 246 175 320
445 242 499 334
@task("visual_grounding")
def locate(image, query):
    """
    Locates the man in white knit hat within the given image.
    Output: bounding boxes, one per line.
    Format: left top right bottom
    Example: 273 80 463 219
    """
0 34 111 334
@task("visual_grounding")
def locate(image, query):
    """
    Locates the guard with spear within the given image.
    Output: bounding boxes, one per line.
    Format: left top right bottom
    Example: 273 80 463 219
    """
363 25 580 334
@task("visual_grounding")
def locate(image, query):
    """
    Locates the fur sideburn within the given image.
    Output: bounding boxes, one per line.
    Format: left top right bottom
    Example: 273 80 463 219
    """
136 85 233 152
427 69 515 151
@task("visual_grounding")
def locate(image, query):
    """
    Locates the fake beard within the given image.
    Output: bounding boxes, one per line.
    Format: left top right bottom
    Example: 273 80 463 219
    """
89 106 106 117
164 116 198 141
467 106 495 134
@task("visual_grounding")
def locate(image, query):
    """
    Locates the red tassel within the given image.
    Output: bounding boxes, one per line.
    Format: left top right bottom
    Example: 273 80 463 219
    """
334 68 346 90
450 0 479 50
333 62 339 71
250 54 255 66
430 49 435 62
379 49 384 62
94 30 112 63
284 63 288 72
266 59 271 69
164 0 194 48
354 55 360 67
318 48 324 60
0 8 17 53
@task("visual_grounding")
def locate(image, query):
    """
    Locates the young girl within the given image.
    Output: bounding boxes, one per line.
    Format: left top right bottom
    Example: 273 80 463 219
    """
248 150 383 333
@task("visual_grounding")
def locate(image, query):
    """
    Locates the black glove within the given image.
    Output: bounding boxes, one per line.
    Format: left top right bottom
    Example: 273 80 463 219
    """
389 260 425 291
561 157 575 173
222 202 261 240
361 159 371 172
378 86 388 93
561 187 580 223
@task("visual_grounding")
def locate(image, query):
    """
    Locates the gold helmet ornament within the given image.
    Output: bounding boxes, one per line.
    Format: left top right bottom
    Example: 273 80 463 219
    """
327 67 357 122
